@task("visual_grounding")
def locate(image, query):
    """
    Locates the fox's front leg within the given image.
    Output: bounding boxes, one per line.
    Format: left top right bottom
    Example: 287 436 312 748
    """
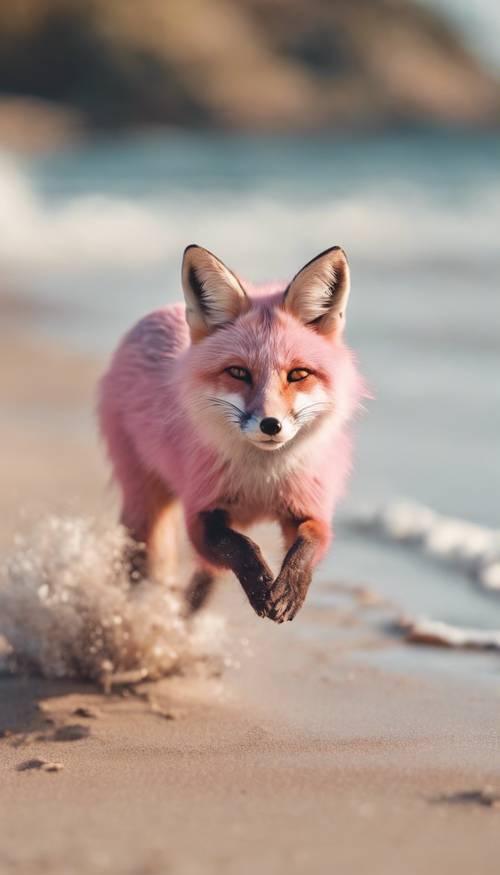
266 518 331 624
189 509 274 617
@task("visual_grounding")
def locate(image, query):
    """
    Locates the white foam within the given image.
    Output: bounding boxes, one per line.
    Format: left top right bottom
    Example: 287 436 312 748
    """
353 500 500 650
0 154 170 274
353 500 500 592
400 616 500 650
0 515 224 684
0 152 499 281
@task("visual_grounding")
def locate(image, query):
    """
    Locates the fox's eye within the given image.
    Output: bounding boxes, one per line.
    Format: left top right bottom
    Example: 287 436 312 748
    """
226 366 251 383
287 368 310 382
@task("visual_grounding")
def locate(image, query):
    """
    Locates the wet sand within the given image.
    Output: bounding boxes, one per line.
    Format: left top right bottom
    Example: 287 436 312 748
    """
1 312 499 874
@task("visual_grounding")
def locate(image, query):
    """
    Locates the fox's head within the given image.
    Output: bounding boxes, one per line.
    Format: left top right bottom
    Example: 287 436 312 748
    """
181 245 360 455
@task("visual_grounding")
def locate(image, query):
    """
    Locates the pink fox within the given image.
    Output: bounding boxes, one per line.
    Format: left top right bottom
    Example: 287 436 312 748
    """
98 245 364 622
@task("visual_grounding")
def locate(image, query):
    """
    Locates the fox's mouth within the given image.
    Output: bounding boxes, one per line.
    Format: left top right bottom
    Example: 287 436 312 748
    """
247 436 288 451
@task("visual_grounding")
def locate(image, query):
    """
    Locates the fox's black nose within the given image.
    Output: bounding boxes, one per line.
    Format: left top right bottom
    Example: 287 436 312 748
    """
260 417 282 436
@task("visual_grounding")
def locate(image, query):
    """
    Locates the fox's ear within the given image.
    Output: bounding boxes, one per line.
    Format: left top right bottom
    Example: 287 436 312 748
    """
182 245 250 341
283 246 350 337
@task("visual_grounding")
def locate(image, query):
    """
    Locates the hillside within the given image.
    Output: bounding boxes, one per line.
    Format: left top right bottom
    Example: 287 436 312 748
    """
0 0 498 141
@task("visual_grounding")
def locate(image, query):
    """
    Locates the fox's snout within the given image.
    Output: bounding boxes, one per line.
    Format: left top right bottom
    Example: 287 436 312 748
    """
211 378 332 452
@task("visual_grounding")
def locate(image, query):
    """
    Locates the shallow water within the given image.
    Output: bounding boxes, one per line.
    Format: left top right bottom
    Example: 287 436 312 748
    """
0 131 498 682
308 511 500 688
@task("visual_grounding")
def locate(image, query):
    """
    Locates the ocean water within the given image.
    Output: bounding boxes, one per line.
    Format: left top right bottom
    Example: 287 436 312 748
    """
0 131 499 680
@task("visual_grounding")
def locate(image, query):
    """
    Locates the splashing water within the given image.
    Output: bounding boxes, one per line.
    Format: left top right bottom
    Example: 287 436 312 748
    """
0 516 224 684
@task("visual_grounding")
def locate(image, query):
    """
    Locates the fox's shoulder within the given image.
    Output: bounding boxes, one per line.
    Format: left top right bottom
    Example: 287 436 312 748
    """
124 302 190 360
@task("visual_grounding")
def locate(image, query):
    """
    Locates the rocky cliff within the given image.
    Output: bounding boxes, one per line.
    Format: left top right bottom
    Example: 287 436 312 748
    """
0 0 497 138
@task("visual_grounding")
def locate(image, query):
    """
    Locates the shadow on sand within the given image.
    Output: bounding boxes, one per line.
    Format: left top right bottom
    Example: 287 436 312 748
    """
0 675 101 739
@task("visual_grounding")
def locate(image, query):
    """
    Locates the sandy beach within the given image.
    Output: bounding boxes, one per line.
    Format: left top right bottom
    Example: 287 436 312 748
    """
1 0 499 862
1 298 500 875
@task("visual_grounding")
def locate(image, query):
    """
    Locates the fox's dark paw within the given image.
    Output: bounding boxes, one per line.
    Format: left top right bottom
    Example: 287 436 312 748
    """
237 561 274 618
264 572 308 624
247 573 274 618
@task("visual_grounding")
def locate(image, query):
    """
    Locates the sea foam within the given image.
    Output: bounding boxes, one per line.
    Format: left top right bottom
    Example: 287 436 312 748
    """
353 500 500 651
353 500 500 592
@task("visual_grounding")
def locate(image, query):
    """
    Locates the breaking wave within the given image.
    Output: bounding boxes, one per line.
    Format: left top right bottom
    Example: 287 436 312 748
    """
0 149 499 284
352 500 500 652
353 499 500 591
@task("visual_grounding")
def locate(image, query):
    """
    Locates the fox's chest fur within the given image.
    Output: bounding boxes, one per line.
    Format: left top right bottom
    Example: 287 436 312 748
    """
215 449 310 525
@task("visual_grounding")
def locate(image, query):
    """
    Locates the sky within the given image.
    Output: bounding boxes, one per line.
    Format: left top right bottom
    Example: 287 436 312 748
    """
419 0 500 70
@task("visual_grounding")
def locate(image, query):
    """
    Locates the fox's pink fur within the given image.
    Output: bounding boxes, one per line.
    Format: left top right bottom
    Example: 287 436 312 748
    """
98 245 365 622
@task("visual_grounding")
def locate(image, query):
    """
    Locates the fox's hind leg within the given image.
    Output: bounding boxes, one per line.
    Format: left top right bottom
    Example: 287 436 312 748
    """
184 567 216 615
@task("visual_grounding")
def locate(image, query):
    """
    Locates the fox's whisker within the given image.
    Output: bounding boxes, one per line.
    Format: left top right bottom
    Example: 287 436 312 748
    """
294 401 333 425
207 396 245 417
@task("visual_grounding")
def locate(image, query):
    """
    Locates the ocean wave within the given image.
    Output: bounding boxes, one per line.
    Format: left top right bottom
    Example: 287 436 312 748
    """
0 152 498 283
352 499 500 653
352 499 500 592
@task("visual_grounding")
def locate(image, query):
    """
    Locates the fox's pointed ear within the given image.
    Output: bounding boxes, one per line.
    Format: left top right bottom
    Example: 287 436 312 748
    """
283 246 350 337
181 245 250 341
